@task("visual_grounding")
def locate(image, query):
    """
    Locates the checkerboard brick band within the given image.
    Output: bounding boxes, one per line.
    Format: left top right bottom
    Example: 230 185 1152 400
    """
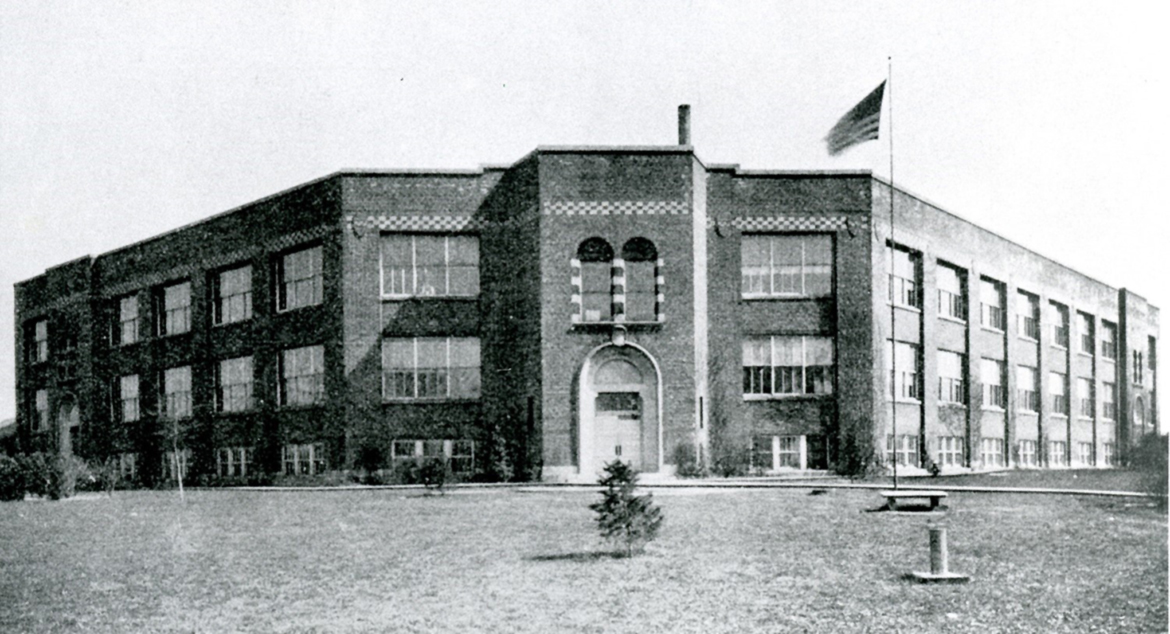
731 216 849 231
543 200 689 216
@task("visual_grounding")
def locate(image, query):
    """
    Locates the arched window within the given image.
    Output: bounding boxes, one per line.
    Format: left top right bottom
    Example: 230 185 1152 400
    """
576 238 614 322
621 238 658 322
595 359 642 386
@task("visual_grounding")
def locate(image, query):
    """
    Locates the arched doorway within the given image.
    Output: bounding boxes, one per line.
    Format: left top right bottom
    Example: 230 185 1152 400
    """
56 395 78 455
579 344 661 476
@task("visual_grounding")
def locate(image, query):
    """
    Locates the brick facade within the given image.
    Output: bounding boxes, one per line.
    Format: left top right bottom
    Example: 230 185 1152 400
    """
12 147 1160 483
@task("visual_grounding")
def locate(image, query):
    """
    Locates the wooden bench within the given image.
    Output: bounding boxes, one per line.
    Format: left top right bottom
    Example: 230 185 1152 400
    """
880 490 948 511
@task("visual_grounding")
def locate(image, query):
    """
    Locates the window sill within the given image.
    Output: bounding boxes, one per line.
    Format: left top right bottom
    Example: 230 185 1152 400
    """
886 302 923 314
1077 351 1094 359
885 398 922 405
1016 410 1040 416
381 295 479 301
278 402 326 411
741 294 832 301
980 326 1005 335
982 406 1006 412
213 319 254 328
1050 413 1069 419
382 397 481 405
276 302 323 315
938 315 967 326
743 393 833 402
938 402 967 409
1018 336 1039 344
1051 344 1068 352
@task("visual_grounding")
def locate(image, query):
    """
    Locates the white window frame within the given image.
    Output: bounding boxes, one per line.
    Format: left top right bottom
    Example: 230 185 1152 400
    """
1102 381 1117 421
936 263 965 322
1017 440 1037 467
34 389 49 432
980 438 1004 468
283 443 327 475
887 245 920 309
980 279 1005 331
157 281 192 336
740 234 833 299
161 366 193 420
214 265 253 325
382 337 481 400
1049 301 1069 349
886 434 919 467
217 447 252 478
277 245 324 312
1077 377 1094 418
1049 372 1068 416
117 295 139 346
743 336 835 398
33 320 48 362
937 350 966 405
1016 291 1040 341
1100 322 1117 361
280 345 326 407
1049 441 1068 467
1017 365 1039 413
164 449 191 482
120 374 140 423
982 358 1006 409
217 356 255 413
936 436 964 467
1075 442 1093 466
886 340 921 402
380 234 480 299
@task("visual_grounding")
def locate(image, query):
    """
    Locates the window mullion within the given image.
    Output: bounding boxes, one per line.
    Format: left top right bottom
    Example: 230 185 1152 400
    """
800 238 807 297
444 237 451 297
412 338 419 398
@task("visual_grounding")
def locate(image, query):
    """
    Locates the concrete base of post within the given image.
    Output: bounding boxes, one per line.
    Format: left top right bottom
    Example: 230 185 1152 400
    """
909 520 970 584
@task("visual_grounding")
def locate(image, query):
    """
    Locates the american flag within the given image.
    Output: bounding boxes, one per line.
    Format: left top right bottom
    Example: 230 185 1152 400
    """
825 81 885 156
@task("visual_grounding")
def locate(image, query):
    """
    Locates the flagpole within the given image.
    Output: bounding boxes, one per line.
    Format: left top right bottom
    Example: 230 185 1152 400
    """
888 56 898 490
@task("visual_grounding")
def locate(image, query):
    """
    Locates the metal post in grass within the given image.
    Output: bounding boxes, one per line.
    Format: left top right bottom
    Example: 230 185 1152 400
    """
909 520 968 584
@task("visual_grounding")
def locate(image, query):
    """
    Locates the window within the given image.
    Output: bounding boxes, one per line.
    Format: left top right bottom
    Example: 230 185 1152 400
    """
283 443 327 475
155 281 191 336
280 345 325 406
937 350 966 405
936 437 964 467
217 447 252 478
1102 381 1116 420
1077 312 1094 355
164 449 190 481
887 245 920 308
1049 441 1068 467
217 356 254 413
981 438 1004 468
1133 350 1144 384
1018 440 1037 467
741 234 832 298
1050 372 1068 416
120 375 140 422
1049 301 1069 348
622 238 659 322
743 336 834 397
382 337 481 399
937 263 966 321
390 439 476 474
1103 442 1116 466
577 238 614 322
118 453 137 482
32 320 48 362
980 278 1005 331
161 366 192 420
213 265 253 325
382 234 479 298
1076 442 1093 466
115 295 139 346
1101 321 1117 361
277 245 323 311
886 340 921 401
885 435 919 467
34 389 49 432
1016 291 1039 341
1017 365 1039 413
1077 377 1094 418
751 436 774 471
982 358 1006 408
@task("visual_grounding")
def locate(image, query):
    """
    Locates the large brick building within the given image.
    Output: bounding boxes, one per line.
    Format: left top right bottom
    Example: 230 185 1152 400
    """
13 124 1159 484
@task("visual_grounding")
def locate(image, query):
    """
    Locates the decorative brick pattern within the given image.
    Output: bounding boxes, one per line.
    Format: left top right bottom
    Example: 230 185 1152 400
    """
349 215 479 233
543 200 688 216
731 216 849 231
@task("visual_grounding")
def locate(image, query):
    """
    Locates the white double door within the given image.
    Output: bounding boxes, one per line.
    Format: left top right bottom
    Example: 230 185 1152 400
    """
594 392 643 471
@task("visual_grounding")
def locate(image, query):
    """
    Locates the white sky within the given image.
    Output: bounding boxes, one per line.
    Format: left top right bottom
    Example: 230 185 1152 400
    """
1 1 1167 427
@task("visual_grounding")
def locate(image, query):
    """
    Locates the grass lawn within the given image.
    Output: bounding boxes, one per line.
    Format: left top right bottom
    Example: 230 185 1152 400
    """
0 486 1165 633
873 468 1152 492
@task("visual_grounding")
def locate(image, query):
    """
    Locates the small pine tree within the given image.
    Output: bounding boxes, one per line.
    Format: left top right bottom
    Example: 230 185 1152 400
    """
589 460 664 557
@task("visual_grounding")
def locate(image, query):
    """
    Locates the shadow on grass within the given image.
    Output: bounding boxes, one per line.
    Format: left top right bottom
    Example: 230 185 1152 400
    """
527 551 631 562
863 504 950 514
